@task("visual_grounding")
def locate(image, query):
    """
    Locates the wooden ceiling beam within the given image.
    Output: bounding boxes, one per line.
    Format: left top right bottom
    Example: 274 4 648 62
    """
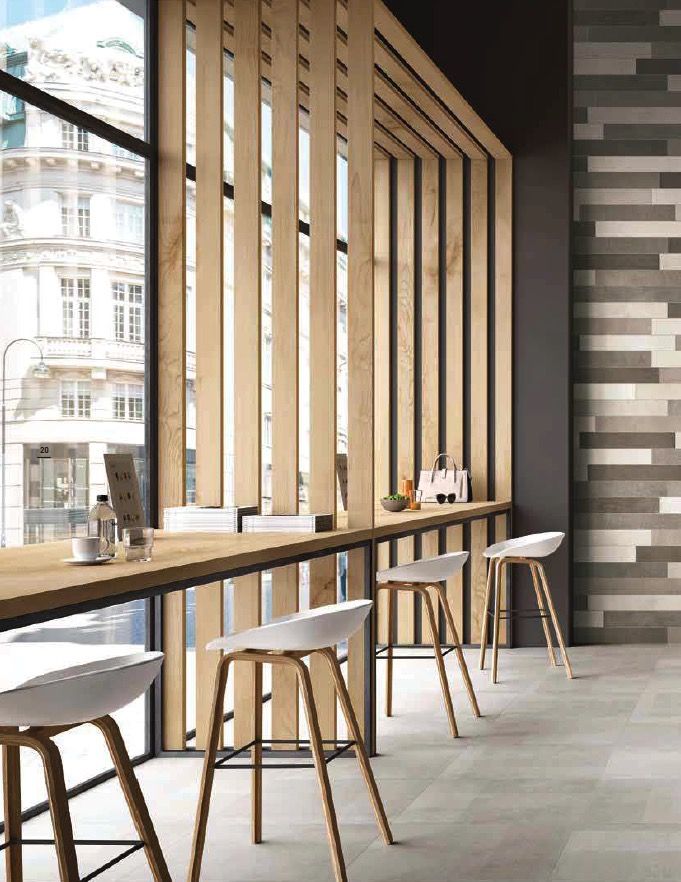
371 0 511 159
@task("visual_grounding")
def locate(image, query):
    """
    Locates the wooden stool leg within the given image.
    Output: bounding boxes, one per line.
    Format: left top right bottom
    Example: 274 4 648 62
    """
252 661 263 844
318 649 393 845
435 584 481 718
293 658 347 882
384 586 395 717
536 562 574 680
32 736 79 882
3 740 23 882
419 588 458 738
92 716 171 882
491 560 503 684
529 562 557 667
479 558 496 670
187 657 231 882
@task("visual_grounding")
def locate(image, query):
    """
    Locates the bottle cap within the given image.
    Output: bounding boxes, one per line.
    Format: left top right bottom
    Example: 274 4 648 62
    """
96 494 109 502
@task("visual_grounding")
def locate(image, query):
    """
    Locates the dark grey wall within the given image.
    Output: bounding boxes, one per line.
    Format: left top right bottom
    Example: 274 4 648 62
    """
385 0 573 643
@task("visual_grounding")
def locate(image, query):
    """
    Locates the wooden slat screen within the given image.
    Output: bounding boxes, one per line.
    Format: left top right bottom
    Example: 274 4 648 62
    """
158 0 513 748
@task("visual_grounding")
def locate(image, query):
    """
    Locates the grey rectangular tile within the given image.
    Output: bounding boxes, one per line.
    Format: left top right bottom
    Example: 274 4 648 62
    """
580 203 675 221
574 236 668 254
577 350 652 366
575 171 660 187
574 497 660 513
575 254 660 269
580 431 675 448
574 367 660 383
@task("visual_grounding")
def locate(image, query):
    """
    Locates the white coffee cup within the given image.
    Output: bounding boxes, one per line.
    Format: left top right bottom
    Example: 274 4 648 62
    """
72 536 100 561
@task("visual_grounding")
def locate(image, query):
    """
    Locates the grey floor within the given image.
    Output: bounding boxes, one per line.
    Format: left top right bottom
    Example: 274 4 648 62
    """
11 644 681 881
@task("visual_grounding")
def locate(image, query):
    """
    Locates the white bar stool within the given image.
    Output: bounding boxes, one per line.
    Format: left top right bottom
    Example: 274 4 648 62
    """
376 551 481 738
0 651 169 882
479 532 573 683
187 599 393 882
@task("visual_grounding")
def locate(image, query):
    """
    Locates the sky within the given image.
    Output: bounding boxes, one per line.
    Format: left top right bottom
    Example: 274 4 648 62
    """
2 0 97 28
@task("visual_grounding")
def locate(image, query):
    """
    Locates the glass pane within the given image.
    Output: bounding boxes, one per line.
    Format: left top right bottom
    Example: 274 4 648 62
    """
262 213 272 513
186 178 196 501
186 31 234 183
0 89 148 794
299 231 310 513
0 0 146 140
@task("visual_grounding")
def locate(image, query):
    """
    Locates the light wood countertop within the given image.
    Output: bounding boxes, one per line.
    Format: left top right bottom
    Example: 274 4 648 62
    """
0 501 510 626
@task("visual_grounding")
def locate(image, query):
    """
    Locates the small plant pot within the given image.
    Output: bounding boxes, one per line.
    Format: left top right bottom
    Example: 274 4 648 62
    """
381 497 408 513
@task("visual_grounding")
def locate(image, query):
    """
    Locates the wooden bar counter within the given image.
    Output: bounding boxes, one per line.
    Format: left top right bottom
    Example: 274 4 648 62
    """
0 500 510 754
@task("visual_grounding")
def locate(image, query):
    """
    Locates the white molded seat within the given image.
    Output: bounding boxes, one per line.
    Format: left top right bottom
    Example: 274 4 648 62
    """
483 532 564 560
377 551 469 584
0 651 163 727
208 599 372 654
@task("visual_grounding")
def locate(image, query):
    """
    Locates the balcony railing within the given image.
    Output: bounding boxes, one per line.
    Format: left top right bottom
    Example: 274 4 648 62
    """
37 336 197 372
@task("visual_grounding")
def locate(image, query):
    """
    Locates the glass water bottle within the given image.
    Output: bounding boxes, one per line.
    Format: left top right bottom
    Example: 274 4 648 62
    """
88 494 117 559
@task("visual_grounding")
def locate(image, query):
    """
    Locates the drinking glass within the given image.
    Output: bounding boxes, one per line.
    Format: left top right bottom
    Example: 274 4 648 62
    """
122 527 154 562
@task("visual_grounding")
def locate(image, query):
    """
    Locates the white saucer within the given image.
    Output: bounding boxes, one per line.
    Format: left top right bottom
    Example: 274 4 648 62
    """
63 556 113 566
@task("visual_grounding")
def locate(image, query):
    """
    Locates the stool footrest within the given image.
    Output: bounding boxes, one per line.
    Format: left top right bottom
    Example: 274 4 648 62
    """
214 738 356 770
376 643 456 660
0 838 144 882
486 609 551 620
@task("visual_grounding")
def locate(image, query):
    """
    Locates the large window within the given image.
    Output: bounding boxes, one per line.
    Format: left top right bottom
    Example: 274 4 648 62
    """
0 0 151 813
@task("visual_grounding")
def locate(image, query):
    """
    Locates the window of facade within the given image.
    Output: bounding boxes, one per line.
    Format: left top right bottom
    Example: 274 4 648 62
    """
115 201 144 243
112 281 144 342
60 193 91 237
61 380 91 419
61 121 89 151
113 383 144 421
61 276 91 338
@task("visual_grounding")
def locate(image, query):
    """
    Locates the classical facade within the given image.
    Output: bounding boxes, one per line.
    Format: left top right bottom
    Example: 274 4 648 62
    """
0 2 155 546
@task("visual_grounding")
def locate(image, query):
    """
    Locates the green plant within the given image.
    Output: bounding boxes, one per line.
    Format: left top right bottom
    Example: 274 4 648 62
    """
383 493 408 501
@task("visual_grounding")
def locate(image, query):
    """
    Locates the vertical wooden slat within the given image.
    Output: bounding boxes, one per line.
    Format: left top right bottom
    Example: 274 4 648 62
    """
270 0 300 746
444 156 464 640
396 157 415 644
346 0 374 735
194 0 225 750
374 157 391 644
158 0 187 751
233 0 262 748
469 159 489 643
495 159 513 502
309 0 338 741
495 158 513 643
420 159 439 640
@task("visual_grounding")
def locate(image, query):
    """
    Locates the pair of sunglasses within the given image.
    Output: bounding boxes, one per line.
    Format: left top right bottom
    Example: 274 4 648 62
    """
435 493 456 504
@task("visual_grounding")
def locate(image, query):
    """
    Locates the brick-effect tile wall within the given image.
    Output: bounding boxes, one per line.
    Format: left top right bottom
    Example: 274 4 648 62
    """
574 2 681 643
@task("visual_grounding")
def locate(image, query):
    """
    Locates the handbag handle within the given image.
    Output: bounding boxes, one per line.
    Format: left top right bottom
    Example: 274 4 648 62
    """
430 453 459 481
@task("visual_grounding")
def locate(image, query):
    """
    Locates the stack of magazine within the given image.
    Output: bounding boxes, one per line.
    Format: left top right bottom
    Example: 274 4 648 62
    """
241 514 334 533
163 505 258 533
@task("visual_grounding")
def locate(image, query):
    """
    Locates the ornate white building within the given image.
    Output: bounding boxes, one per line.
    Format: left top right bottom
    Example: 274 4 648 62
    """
0 1 153 546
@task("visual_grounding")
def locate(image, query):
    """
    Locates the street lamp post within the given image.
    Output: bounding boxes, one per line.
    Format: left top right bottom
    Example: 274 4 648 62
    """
1 338 50 548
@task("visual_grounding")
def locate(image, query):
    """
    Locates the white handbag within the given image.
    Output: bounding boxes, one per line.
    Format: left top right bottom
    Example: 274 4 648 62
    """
417 453 472 503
